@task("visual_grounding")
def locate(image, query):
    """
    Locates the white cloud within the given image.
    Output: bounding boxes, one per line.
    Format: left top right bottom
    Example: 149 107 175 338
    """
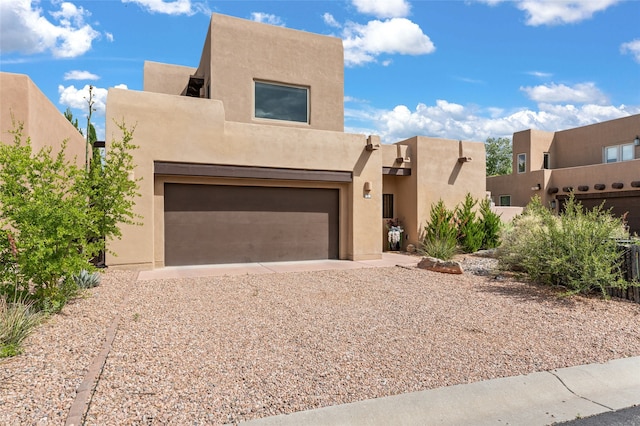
250 12 285 26
621 39 640 63
64 70 100 81
521 82 608 105
121 0 208 16
352 0 411 18
526 71 553 78
323 13 340 28
343 18 435 66
477 0 621 26
346 99 640 143
105 32 114 42
0 0 100 58
58 83 128 115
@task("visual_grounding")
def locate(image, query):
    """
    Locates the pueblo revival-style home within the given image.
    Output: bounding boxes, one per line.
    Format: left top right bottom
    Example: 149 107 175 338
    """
102 13 486 269
487 114 640 234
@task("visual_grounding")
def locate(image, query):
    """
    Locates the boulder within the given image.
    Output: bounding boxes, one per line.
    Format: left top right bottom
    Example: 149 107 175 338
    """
417 256 464 274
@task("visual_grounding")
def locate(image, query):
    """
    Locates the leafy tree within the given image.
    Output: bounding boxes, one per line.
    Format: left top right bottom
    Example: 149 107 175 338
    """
63 107 96 145
0 119 140 311
0 123 97 311
86 120 141 259
485 137 512 176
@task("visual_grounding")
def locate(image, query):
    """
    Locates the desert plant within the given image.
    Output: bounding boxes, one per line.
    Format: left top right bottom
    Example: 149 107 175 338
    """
420 200 458 260
479 197 502 249
73 269 101 289
497 195 627 295
0 297 42 357
455 193 484 253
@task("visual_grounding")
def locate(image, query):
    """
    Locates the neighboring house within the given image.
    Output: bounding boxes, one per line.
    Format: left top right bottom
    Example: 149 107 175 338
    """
100 13 483 269
487 114 640 234
0 73 86 164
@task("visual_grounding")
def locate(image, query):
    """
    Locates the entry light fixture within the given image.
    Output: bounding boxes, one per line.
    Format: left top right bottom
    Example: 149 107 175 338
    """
531 183 541 191
634 135 640 146
363 181 372 199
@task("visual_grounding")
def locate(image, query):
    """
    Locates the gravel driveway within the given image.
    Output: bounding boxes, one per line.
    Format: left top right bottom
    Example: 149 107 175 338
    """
2 260 640 425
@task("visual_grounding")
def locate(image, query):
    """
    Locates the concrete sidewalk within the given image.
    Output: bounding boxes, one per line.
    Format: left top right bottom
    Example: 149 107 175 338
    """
137 252 420 280
240 357 640 426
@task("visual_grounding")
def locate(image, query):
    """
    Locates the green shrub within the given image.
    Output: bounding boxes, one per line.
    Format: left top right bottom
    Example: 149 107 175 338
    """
479 198 502 249
497 195 627 295
0 120 139 312
0 297 43 357
456 193 484 253
420 200 458 260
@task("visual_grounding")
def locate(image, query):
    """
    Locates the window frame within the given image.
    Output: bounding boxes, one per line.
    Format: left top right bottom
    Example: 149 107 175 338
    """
253 80 310 124
382 194 394 219
604 143 635 163
499 195 511 206
517 153 526 174
543 152 550 169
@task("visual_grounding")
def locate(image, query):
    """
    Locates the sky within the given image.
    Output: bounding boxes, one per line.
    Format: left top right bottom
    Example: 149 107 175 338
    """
1 0 639 144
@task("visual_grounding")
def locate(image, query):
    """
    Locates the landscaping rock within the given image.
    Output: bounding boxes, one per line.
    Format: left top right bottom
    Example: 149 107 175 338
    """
417 256 464 274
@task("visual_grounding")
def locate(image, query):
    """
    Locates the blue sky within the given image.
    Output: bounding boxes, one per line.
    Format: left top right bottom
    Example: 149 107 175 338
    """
1 0 639 143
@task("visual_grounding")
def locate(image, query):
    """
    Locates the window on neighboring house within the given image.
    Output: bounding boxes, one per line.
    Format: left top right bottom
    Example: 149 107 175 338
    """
543 152 550 169
517 153 526 173
383 194 394 219
254 81 309 123
499 195 511 206
604 143 634 163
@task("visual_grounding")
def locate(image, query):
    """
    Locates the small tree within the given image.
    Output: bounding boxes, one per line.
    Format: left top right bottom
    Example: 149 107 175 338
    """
86 120 141 258
420 200 458 260
455 193 484 253
479 198 502 249
486 137 512 176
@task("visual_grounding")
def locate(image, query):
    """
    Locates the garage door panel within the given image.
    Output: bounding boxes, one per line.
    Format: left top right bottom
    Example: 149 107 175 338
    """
164 184 338 265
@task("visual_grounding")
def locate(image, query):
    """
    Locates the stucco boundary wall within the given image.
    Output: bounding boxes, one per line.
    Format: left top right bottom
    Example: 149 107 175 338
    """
491 206 524 223
0 72 86 165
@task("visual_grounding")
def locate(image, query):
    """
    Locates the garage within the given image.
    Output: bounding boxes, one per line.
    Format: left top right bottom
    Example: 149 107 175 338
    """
164 183 339 266
558 191 640 235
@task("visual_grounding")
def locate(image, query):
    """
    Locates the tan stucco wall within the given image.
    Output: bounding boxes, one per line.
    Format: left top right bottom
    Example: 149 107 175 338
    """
553 115 640 169
488 114 640 209
105 88 381 268
387 136 486 250
0 72 85 164
513 129 554 173
196 14 344 132
143 61 197 95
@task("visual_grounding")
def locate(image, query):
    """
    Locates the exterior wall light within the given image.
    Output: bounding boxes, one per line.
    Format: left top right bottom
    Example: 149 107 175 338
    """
634 135 640 146
458 157 472 163
363 181 372 199
531 183 541 191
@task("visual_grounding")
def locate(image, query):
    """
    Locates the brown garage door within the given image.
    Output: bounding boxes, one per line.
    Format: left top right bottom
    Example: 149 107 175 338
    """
558 192 640 235
164 183 339 266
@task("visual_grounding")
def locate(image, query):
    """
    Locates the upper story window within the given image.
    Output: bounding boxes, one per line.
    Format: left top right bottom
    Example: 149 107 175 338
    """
517 153 526 173
543 152 550 169
604 143 634 163
254 81 309 123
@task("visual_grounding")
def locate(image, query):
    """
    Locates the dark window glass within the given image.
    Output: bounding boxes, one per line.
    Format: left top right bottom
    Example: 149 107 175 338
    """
255 82 308 123
383 194 394 218
543 152 550 169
